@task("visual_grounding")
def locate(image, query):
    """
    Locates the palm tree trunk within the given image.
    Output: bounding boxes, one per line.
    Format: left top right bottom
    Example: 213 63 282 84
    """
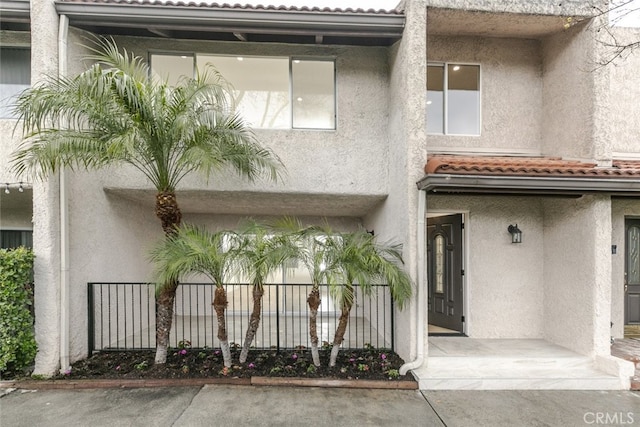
239 285 264 363
213 286 232 368
329 299 353 367
307 286 321 367
155 191 182 235
154 190 182 364
154 283 178 364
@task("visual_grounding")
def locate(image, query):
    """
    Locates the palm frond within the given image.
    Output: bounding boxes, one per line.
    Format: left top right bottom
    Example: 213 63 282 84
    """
149 224 238 289
11 35 284 194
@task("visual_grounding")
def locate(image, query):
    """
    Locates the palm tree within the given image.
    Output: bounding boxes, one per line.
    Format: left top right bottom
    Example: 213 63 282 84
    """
150 224 239 367
326 230 413 367
234 219 299 363
292 224 338 367
11 36 282 363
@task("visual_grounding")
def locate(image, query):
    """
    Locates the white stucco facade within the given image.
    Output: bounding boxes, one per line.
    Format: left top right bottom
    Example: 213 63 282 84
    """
1 0 638 388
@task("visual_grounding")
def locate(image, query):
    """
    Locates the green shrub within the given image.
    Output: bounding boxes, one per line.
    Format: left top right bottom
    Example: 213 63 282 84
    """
0 247 37 374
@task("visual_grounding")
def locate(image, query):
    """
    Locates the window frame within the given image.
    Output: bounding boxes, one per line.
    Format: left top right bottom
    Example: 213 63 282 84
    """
149 51 337 131
0 229 33 249
427 61 482 137
0 45 31 120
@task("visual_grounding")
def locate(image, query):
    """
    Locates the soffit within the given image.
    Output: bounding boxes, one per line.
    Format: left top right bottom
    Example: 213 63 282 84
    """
418 155 640 196
104 188 387 217
426 8 580 39
54 1 405 46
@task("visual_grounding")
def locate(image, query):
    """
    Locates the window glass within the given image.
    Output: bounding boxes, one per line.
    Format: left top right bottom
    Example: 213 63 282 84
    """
447 64 480 135
151 53 336 130
426 65 444 134
198 55 290 129
426 63 480 136
0 230 33 249
0 47 30 119
292 60 335 129
151 54 193 86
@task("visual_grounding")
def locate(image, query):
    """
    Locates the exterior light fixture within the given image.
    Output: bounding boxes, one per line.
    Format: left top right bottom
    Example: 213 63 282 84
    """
18 182 24 192
508 224 522 244
4 183 9 194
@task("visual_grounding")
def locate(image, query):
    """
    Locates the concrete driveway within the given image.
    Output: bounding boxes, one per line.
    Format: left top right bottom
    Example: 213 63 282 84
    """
1 385 639 426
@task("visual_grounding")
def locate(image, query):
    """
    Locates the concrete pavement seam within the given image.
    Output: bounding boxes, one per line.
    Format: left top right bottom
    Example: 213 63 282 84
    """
170 385 204 426
421 391 448 427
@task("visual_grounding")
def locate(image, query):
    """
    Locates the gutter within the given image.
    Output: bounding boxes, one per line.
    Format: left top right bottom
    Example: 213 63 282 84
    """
417 174 640 196
54 2 405 38
58 13 70 374
0 0 30 21
399 191 426 375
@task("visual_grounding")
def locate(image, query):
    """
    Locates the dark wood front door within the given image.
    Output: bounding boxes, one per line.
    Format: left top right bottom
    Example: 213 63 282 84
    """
427 214 464 332
625 219 640 325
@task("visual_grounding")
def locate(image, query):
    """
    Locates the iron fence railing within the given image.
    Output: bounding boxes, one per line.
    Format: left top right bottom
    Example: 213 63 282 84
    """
88 282 394 355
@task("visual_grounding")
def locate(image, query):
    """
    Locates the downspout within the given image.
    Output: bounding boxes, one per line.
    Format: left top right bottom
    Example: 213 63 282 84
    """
58 13 70 374
400 190 426 375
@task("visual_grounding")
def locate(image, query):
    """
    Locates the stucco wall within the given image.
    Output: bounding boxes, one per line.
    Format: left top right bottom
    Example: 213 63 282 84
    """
542 195 611 357
541 22 609 161
365 0 427 362
427 36 543 154
30 0 62 375
611 199 640 339
609 28 640 157
425 0 594 16
427 195 545 338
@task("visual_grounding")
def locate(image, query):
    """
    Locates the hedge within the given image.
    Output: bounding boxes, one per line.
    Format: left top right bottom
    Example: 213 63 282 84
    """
0 247 36 374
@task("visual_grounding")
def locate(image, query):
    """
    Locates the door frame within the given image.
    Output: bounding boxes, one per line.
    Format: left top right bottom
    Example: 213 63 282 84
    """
624 217 640 326
426 210 469 336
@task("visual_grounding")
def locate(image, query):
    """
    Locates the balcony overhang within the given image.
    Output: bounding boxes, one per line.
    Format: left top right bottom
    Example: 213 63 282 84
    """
54 1 405 46
0 0 30 30
104 187 387 217
419 155 640 197
426 7 591 39
418 174 640 197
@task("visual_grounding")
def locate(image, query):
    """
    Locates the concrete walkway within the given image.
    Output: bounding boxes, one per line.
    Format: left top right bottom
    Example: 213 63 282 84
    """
1 385 639 426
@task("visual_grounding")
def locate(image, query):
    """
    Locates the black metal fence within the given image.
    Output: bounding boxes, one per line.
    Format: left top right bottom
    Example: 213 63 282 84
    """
88 282 394 355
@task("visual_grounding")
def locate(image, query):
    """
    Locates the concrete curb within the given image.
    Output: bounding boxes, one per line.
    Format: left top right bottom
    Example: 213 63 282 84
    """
251 377 417 389
0 377 417 390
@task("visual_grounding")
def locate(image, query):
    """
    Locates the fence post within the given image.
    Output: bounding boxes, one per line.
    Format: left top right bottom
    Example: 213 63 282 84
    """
276 283 280 353
87 283 94 357
390 290 395 352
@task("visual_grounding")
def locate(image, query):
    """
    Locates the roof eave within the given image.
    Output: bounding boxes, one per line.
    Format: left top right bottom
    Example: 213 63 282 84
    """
0 0 30 22
54 2 405 39
417 174 640 196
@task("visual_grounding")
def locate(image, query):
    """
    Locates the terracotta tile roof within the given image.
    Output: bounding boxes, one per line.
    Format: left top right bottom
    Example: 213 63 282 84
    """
55 0 401 14
425 155 640 179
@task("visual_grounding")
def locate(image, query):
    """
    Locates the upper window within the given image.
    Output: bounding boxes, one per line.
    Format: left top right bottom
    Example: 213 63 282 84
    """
427 63 480 136
0 47 31 119
151 53 336 130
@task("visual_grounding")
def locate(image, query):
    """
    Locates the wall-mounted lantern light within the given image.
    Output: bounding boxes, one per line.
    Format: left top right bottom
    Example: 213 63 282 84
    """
508 224 522 244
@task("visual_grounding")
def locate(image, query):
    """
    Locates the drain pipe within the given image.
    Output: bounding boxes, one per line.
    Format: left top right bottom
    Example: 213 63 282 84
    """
58 14 70 374
400 190 426 375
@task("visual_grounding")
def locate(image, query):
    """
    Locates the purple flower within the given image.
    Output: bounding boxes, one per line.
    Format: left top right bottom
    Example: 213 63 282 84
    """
248 363 255 369
115 365 121 371
214 350 221 355
292 353 298 360
380 354 387 360
179 349 187 355
349 358 355 363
